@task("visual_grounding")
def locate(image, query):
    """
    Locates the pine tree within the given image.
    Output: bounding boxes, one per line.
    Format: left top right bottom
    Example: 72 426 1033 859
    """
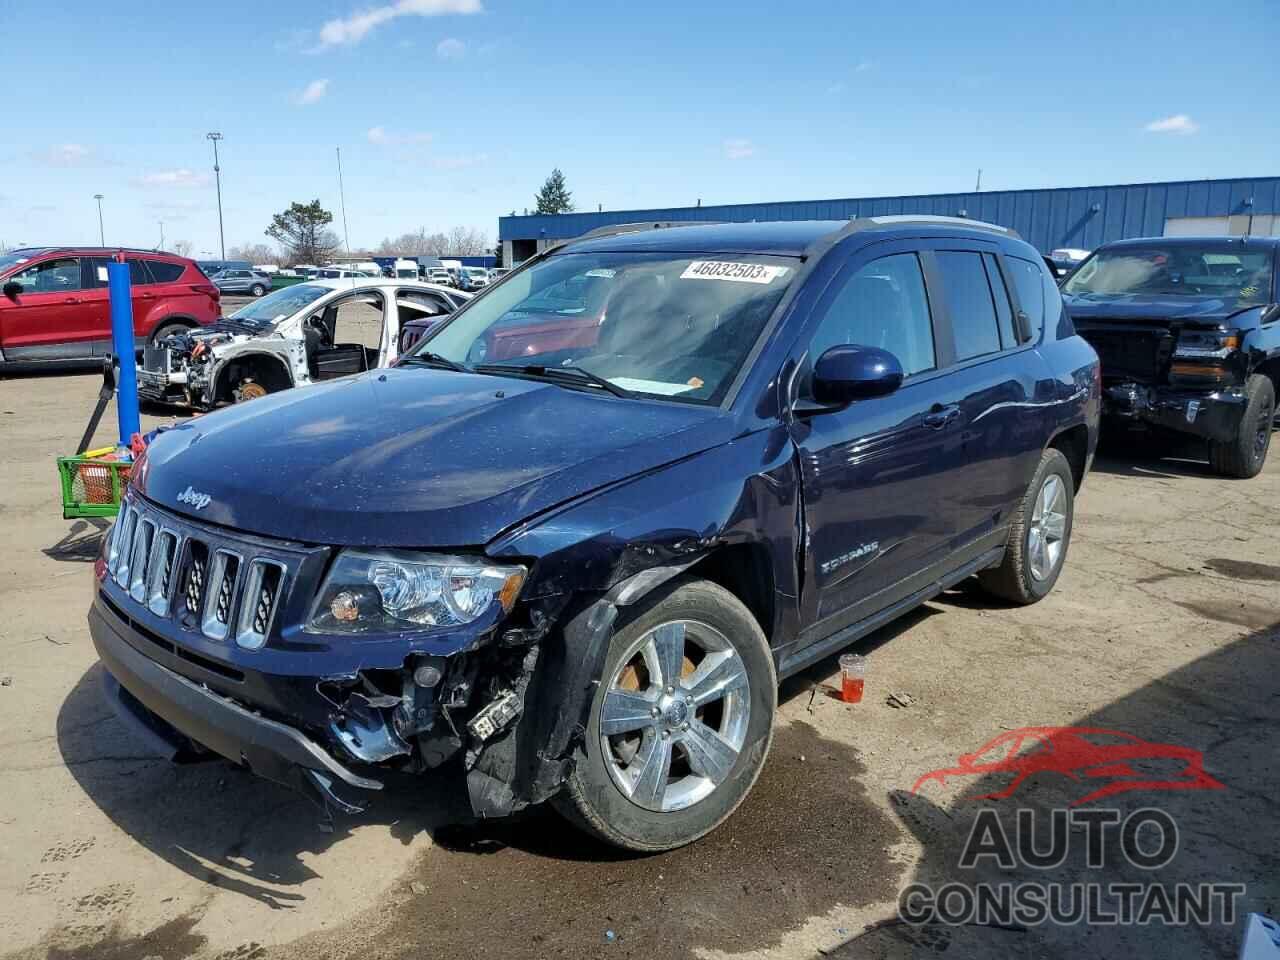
534 169 574 214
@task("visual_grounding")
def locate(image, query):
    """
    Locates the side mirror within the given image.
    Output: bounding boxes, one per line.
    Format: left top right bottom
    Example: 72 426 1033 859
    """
811 344 904 406
3 281 22 299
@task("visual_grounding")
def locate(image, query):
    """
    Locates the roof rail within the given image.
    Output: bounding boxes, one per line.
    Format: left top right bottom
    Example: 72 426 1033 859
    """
804 214 1021 258
573 220 727 242
863 214 1020 238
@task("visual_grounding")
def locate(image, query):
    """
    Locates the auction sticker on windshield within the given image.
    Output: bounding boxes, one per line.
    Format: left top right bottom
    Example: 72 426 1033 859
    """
681 260 789 284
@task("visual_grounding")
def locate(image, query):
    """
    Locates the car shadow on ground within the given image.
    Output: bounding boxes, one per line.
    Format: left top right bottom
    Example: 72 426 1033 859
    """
829 619 1280 960
56 663 472 910
43 518 109 563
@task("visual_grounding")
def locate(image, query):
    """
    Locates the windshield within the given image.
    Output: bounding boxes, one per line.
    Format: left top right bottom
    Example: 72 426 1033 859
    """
228 283 330 324
1064 245 1272 305
410 251 797 404
0 251 43 274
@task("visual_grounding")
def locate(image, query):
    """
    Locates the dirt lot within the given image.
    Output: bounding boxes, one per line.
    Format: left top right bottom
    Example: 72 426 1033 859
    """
0 370 1276 960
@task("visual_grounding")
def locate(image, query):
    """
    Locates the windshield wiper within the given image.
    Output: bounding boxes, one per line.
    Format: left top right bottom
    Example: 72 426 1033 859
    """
400 351 469 372
473 363 630 398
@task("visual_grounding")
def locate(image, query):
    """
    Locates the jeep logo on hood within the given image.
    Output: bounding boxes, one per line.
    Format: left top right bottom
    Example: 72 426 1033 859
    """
176 485 212 510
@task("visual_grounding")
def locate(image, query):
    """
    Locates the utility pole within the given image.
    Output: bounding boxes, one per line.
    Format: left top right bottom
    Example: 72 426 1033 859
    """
207 132 226 260
159 220 165 250
975 168 983 192
336 146 351 254
93 194 105 245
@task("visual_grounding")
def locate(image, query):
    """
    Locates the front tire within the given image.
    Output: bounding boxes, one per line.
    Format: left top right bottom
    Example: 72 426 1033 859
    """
554 578 776 852
1209 375 1274 479
149 320 189 347
978 447 1075 605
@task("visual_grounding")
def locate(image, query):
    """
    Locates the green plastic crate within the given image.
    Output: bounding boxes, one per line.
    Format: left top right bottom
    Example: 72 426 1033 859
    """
57 455 131 519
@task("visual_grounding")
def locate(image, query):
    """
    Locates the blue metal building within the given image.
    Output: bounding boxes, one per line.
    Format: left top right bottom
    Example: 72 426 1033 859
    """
498 176 1280 264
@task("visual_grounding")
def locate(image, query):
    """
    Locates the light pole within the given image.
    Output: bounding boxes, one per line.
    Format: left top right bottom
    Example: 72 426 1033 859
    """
93 194 105 245
159 220 165 250
206 132 225 261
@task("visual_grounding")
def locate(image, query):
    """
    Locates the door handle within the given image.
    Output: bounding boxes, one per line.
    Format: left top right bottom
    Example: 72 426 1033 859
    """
63 297 80 304
923 403 961 429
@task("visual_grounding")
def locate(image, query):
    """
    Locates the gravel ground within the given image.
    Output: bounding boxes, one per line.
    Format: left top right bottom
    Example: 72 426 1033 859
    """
0 370 1275 960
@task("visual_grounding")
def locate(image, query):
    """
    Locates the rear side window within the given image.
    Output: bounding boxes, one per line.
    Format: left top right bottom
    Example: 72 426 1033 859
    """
147 260 186 283
935 251 1001 361
982 254 1018 348
810 252 936 376
1005 257 1045 342
126 258 154 285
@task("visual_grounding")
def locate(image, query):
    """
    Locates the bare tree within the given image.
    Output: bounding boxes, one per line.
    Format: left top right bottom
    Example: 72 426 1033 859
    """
228 242 280 264
445 226 490 255
170 239 194 258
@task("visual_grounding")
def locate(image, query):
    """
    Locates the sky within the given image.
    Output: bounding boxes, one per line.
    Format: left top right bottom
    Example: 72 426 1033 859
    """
2 0 1277 257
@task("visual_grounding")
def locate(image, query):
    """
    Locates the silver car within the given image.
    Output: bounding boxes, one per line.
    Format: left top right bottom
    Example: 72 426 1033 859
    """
210 269 273 297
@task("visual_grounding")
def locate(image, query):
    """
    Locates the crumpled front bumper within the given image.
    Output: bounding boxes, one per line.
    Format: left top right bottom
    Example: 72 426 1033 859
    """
90 599 382 814
1102 382 1247 442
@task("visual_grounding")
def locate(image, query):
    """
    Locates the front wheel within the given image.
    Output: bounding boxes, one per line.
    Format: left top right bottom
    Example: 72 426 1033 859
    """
978 447 1075 604
149 320 189 348
1209 375 1274 479
554 578 776 852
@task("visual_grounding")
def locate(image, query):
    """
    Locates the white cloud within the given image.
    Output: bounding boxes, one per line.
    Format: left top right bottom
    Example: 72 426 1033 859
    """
313 0 482 51
297 79 330 105
855 60 873 72
135 169 211 188
1145 114 1198 135
723 138 756 160
367 126 433 146
436 37 466 59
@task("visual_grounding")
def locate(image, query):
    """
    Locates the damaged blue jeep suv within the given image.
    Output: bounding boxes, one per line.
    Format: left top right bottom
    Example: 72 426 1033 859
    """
91 217 1100 851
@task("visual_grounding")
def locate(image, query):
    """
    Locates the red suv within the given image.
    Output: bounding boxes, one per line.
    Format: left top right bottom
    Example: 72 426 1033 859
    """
0 247 220 369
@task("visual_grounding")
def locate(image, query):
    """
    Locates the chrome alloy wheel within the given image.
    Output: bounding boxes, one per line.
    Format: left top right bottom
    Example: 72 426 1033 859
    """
1027 473 1067 582
599 620 750 813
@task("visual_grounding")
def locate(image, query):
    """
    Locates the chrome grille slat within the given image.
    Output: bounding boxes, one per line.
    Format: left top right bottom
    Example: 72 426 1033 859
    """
107 496 297 652
112 506 139 585
235 559 286 650
146 530 180 616
200 549 243 640
128 520 155 602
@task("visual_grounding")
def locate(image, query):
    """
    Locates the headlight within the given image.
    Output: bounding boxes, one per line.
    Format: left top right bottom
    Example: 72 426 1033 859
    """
1174 329 1241 359
306 550 526 636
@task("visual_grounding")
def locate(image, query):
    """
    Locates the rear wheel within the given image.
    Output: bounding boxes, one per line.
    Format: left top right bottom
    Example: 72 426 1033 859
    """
979 448 1075 604
554 578 776 852
250 283 266 297
1208 375 1274 479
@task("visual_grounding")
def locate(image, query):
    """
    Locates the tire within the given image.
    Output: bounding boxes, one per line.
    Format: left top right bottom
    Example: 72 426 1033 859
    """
553 577 776 852
149 320 189 347
1208 375 1274 479
978 447 1075 605
250 284 266 297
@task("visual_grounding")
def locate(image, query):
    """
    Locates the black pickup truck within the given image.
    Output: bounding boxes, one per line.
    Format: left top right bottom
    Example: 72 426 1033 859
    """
1064 236 1279 477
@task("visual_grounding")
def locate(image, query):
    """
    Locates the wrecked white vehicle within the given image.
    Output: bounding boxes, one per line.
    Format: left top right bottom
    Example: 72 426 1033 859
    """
138 279 471 408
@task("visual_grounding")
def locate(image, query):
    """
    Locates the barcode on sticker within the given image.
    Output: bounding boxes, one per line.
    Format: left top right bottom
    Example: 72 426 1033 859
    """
680 261 789 284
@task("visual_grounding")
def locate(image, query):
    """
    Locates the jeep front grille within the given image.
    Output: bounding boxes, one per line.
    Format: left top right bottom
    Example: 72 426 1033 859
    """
105 497 300 649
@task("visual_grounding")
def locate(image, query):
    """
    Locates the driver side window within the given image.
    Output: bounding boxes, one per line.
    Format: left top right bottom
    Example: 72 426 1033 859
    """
809 253 935 376
327 291 387 351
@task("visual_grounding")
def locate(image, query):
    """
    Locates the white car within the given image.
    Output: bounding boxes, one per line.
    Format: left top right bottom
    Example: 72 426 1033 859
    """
138 278 471 409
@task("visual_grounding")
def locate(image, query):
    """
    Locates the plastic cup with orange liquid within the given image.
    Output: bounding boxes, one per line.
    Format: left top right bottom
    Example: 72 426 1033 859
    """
838 653 866 704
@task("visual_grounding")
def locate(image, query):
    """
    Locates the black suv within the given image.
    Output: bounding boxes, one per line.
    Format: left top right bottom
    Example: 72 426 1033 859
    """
1065 236 1279 477
91 217 1100 851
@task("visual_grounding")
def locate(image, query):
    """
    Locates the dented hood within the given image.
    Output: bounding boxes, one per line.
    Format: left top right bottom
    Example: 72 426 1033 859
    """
136 367 730 546
1063 293 1258 326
